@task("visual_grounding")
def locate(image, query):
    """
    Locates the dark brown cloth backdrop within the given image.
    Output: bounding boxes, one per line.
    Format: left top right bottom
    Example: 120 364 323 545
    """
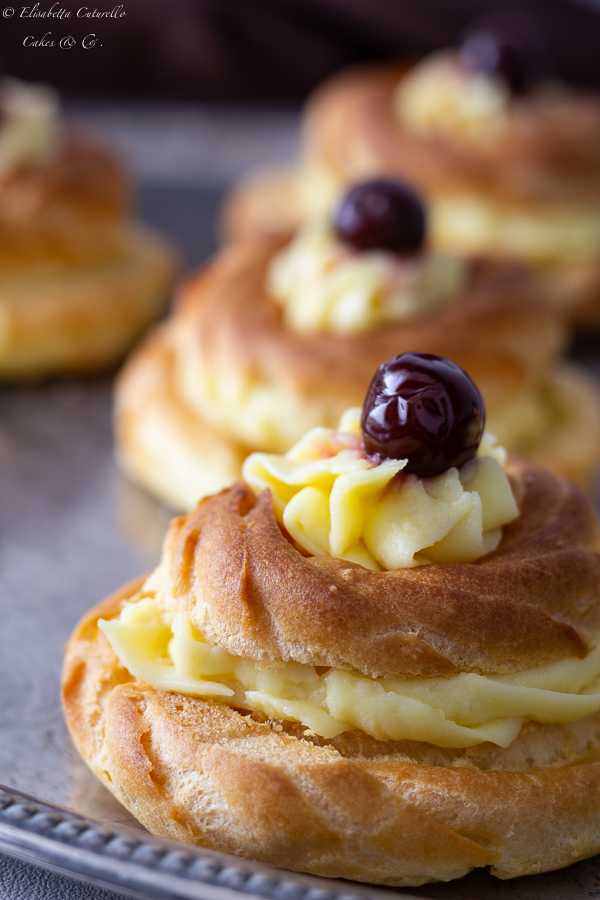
0 0 599 99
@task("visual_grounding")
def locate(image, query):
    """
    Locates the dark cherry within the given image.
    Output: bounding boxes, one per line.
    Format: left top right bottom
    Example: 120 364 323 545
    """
459 18 550 95
333 178 426 254
361 353 485 478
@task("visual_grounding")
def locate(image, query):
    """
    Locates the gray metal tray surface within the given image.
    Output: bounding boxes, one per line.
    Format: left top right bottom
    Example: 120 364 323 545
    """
2 183 600 900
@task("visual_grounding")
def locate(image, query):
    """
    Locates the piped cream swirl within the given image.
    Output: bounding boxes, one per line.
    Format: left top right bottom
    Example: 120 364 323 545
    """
267 219 466 335
395 51 515 143
242 408 518 570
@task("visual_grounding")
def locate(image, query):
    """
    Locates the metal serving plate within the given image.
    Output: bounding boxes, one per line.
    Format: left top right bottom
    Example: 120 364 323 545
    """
1 182 600 900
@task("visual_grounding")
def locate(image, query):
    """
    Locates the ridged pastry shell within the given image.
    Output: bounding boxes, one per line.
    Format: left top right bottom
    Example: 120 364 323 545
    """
114 235 600 509
62 460 600 885
115 326 250 510
0 133 130 267
223 64 600 324
0 133 176 376
0 226 175 378
299 65 600 207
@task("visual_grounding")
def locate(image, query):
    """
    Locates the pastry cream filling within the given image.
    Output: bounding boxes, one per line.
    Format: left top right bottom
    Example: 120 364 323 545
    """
431 194 600 264
99 411 594 750
242 409 518 570
395 51 514 142
391 53 600 262
100 593 600 749
267 219 466 335
268 162 600 266
0 77 61 174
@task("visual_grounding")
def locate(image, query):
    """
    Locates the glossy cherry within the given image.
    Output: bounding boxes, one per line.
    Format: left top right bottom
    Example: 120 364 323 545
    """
459 19 549 94
361 352 485 477
333 179 426 253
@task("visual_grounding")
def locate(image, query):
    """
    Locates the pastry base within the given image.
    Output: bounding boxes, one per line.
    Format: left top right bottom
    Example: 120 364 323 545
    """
114 325 250 511
62 580 600 887
0 225 176 378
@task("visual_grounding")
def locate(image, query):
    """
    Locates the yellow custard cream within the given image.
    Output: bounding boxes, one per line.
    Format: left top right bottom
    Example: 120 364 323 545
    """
394 53 600 263
395 51 514 143
0 77 61 175
432 194 600 265
242 408 518 570
101 591 600 749
267 219 466 335
99 412 600 749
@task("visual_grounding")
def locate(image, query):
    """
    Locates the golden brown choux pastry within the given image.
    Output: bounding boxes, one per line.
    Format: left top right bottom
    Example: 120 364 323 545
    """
115 218 600 511
0 77 176 378
63 387 600 887
223 40 600 326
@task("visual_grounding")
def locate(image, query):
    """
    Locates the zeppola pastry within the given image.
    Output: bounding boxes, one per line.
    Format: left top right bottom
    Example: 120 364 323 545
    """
0 76 176 377
64 353 600 886
224 24 600 325
116 178 600 510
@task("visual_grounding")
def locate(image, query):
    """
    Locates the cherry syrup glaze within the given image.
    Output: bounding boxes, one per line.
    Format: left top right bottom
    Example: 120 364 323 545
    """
333 179 426 254
361 353 485 477
459 18 551 95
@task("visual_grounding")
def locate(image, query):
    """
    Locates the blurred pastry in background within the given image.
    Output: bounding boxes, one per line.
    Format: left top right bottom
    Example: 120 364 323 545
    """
0 76 177 378
116 178 600 511
224 17 600 326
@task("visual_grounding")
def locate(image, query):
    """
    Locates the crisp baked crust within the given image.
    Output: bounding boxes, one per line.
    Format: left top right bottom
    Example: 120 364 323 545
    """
223 64 600 235
170 236 563 447
115 326 250 509
0 225 175 378
221 165 316 241
62 460 600 884
0 133 131 269
62 584 499 887
115 321 600 510
113 236 600 506
151 461 600 677
223 165 600 325
302 64 600 207
0 132 128 215
223 169 600 324
222 64 600 322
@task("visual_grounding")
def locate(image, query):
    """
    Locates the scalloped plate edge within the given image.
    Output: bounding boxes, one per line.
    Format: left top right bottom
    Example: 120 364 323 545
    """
0 784 424 900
